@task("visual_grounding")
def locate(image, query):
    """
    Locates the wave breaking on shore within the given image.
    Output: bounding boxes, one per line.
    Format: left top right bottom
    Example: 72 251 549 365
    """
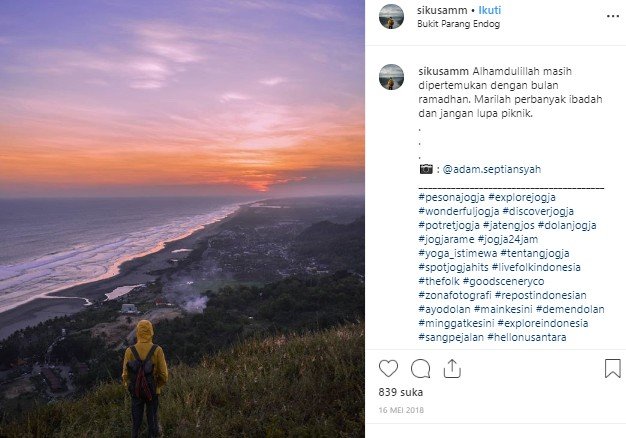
0 204 241 314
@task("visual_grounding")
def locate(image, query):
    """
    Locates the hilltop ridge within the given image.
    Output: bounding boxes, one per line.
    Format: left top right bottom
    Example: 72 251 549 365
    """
0 322 364 437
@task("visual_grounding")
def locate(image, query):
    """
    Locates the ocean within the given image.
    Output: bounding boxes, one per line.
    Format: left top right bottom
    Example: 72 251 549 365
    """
379 75 405 90
0 197 247 314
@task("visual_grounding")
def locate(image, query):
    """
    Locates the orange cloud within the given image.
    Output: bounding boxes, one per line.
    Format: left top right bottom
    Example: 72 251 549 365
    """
0 101 363 193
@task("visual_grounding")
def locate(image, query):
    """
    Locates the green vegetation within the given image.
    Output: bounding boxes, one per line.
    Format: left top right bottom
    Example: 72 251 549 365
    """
0 301 122 369
1 272 364 422
294 216 365 274
158 272 364 364
0 322 364 437
1 271 362 367
0 202 366 432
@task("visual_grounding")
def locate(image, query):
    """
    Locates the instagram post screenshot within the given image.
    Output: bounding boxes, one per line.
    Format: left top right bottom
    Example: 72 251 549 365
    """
0 1 363 437
0 1 624 437
367 0 625 436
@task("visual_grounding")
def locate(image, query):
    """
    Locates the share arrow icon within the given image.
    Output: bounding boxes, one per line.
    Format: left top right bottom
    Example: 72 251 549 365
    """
444 359 461 378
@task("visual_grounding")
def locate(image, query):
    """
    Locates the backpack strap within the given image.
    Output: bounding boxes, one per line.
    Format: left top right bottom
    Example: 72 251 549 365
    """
145 344 159 362
130 345 141 361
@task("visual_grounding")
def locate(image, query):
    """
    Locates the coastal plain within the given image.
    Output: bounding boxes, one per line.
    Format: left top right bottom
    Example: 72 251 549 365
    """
0 197 364 340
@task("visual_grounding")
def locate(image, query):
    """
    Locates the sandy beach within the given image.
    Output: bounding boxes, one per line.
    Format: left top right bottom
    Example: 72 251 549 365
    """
0 208 241 340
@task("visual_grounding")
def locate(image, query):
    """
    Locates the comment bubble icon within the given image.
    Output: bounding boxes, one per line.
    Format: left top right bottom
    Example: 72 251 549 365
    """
411 359 431 378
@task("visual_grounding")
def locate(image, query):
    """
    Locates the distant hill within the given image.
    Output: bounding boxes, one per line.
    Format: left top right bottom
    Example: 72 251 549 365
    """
0 323 364 437
294 216 365 274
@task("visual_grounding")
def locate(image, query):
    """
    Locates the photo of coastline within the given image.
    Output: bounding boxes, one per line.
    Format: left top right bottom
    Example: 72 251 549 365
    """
0 1 364 436
379 4 404 29
0 198 244 337
379 64 405 90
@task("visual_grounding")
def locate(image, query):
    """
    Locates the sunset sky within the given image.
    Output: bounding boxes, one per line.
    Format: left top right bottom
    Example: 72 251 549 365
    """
0 0 364 197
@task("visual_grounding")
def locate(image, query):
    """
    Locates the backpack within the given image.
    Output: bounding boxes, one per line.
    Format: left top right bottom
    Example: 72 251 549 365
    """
126 344 158 401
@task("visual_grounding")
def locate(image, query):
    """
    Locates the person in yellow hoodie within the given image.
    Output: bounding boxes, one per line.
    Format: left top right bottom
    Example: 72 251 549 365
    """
122 319 168 438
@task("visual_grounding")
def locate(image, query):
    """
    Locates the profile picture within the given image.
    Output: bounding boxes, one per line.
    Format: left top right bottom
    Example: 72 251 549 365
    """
379 4 404 29
379 64 404 90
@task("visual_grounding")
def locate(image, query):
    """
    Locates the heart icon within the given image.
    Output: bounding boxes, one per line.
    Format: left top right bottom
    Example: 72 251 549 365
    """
379 359 398 377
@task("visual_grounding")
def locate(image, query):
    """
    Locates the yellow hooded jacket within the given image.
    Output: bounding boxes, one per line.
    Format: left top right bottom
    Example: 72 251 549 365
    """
122 320 168 395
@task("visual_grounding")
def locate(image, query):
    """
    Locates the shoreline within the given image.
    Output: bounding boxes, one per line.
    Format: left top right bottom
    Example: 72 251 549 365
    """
0 202 243 315
0 205 250 340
